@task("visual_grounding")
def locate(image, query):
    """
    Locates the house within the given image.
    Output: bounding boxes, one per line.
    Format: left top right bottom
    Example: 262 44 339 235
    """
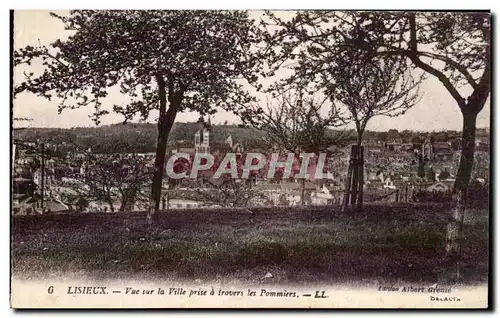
12 193 69 215
33 168 56 189
386 142 402 152
280 181 318 192
365 144 384 154
171 147 196 155
285 191 302 206
194 117 211 154
87 200 117 213
12 193 39 215
168 199 204 209
383 177 396 190
426 181 450 192
163 188 225 209
433 142 453 161
401 143 414 152
44 198 70 213
311 185 335 206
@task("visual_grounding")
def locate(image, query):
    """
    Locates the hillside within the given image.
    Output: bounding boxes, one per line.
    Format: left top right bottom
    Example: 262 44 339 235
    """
13 122 269 154
12 204 489 285
13 121 485 154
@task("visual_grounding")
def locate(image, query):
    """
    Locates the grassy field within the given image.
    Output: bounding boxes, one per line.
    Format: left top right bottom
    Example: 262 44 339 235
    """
11 204 489 286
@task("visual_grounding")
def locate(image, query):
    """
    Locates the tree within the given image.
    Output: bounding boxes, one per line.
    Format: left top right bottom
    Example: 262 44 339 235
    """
192 176 264 208
252 89 346 204
61 139 152 212
416 152 427 179
332 56 421 205
348 60 420 205
261 14 419 207
262 11 490 279
14 10 262 223
255 90 346 153
427 166 436 182
262 11 490 200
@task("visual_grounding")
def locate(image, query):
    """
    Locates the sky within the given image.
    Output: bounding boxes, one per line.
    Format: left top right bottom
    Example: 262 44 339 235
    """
12 10 491 132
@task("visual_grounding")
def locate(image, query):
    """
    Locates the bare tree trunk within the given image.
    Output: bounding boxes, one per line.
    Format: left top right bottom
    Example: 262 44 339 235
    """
453 109 478 195
357 145 364 209
446 107 478 280
147 75 184 225
446 192 465 280
119 199 126 212
107 200 115 213
350 145 359 206
120 188 137 212
148 129 168 223
342 146 356 211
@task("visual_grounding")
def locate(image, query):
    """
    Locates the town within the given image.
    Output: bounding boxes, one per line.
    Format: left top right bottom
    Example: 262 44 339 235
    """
12 121 490 215
10 10 490 308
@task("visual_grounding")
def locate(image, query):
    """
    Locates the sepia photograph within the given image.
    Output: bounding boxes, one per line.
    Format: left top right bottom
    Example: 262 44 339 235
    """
10 9 491 309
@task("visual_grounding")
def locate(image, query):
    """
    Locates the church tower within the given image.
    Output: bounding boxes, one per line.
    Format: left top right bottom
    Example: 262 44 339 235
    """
194 115 211 154
202 116 211 153
194 130 201 153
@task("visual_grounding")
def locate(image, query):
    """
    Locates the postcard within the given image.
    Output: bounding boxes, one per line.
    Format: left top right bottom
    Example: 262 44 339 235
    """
11 9 490 309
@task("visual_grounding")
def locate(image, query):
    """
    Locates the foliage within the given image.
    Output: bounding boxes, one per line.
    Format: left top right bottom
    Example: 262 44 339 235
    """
262 11 489 107
14 10 265 217
332 56 422 143
253 89 347 154
261 10 490 194
188 176 264 208
14 10 262 124
60 136 153 212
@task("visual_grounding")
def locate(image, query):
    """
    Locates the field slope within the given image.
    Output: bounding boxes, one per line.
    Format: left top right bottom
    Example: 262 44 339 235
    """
12 204 489 286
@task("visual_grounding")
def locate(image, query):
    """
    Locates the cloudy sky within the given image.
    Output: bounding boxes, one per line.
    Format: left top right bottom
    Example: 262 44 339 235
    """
13 10 490 131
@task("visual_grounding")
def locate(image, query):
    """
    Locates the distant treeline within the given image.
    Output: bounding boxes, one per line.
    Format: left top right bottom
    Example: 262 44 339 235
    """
13 122 489 155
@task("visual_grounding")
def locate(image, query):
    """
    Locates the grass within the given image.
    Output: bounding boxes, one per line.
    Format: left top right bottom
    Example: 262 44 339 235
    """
11 204 489 286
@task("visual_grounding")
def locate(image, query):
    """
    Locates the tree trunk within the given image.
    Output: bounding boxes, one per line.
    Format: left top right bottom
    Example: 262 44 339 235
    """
453 109 478 196
148 130 168 223
446 107 478 280
120 188 137 212
342 146 356 210
147 74 183 225
357 145 364 209
350 145 359 206
119 199 126 212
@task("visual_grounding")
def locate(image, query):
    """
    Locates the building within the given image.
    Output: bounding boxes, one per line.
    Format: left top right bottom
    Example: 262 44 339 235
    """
432 142 453 161
310 185 335 205
421 137 433 160
426 181 450 192
33 169 55 190
194 117 211 154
